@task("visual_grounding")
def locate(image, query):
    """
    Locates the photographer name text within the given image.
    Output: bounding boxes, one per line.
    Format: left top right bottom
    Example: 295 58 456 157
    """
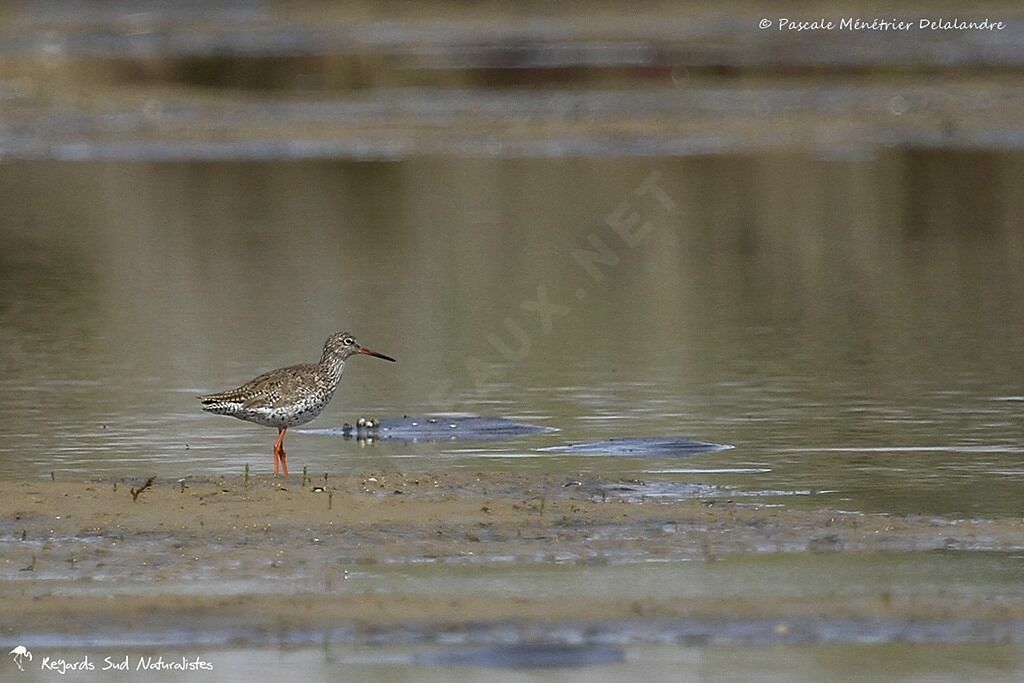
760 17 1006 32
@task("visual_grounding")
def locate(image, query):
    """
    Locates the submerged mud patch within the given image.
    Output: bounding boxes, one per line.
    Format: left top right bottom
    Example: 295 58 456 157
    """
7 594 1024 651
412 643 626 669
541 437 733 455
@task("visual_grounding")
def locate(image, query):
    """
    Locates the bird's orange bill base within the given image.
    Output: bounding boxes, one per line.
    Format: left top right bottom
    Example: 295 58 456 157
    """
357 346 396 362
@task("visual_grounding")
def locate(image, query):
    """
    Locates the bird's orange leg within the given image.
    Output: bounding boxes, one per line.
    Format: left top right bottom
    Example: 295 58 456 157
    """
275 427 289 476
273 427 285 476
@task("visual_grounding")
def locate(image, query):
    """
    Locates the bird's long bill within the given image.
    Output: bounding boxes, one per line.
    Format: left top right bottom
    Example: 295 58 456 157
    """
357 345 397 362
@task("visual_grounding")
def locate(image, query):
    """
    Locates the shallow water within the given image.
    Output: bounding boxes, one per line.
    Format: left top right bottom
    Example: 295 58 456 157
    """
8 644 1024 682
1 156 1022 518
17 551 1023 605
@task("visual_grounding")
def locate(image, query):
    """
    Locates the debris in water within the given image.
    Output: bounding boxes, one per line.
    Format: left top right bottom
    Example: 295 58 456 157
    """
302 416 557 443
130 477 155 502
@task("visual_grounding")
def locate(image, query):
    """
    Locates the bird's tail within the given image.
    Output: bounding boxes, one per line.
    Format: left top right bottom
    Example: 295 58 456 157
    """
198 392 239 415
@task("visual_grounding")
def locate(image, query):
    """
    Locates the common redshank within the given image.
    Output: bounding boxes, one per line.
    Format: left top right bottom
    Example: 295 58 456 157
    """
199 331 396 476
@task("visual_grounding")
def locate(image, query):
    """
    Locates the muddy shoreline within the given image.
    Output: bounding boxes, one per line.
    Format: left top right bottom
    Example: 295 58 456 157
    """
3 473 1023 647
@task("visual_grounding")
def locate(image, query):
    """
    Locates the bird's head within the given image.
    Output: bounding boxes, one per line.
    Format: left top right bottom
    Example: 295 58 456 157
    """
323 331 396 363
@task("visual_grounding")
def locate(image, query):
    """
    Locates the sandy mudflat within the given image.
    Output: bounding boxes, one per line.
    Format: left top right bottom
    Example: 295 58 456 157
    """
2 473 1023 645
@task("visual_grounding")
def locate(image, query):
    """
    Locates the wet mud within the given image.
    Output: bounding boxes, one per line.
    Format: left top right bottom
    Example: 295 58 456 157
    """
2 473 1023 650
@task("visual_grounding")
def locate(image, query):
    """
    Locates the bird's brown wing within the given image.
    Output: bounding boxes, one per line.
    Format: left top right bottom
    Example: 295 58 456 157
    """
266 365 322 410
201 363 318 410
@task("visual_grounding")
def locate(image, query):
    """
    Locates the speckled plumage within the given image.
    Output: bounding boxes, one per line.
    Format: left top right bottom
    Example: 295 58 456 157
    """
199 331 395 475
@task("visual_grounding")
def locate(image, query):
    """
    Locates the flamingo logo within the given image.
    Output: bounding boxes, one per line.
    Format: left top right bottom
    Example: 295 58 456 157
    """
9 646 32 671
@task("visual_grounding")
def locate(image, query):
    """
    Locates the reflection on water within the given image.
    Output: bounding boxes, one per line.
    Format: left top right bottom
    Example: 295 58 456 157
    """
1 154 1022 517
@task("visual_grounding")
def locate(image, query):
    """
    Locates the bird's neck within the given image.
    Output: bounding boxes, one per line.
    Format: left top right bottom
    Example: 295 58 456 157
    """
317 354 346 387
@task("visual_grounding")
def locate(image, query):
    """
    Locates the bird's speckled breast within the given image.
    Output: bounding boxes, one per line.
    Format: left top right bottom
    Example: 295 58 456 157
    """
236 360 344 428
237 384 338 427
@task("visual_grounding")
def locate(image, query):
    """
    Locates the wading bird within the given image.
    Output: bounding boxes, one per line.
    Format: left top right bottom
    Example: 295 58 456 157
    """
199 331 395 476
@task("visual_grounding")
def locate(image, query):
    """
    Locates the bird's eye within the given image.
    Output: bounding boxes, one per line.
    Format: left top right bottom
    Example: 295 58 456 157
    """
343 337 355 346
